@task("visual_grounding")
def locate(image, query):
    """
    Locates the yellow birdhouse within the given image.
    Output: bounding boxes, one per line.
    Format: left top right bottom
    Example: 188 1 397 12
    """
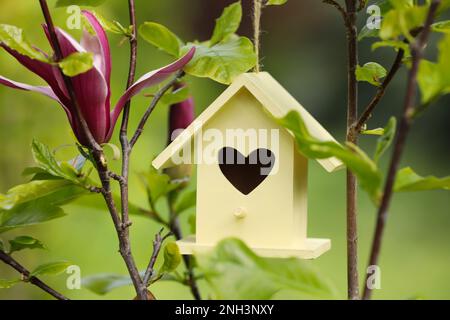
153 72 344 259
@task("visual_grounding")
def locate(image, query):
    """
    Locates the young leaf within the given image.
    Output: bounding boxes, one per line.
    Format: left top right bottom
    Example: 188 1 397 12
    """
139 22 183 57
394 167 450 192
181 35 257 85
58 52 94 77
0 25 50 63
0 279 21 289
276 111 382 203
0 181 88 233
159 242 182 274
31 139 72 180
267 0 288 4
160 85 190 105
8 236 46 254
432 20 450 33
90 12 131 36
31 261 71 277
356 62 387 86
362 128 385 136
82 273 134 295
197 238 338 299
143 168 180 208
417 35 450 105
174 190 196 214
56 0 106 7
210 1 243 46
380 3 428 42
374 117 397 163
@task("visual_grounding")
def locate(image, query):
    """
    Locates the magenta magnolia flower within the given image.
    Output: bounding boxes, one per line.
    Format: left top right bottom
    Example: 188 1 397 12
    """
168 82 195 143
0 11 195 146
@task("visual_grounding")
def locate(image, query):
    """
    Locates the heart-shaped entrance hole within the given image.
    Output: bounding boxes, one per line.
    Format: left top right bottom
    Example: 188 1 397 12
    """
218 147 276 195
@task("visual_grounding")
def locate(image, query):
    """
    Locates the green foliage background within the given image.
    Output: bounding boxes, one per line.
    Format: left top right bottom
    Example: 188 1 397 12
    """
0 0 449 299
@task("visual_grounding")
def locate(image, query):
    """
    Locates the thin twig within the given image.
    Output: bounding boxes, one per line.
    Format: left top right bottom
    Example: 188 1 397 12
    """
130 71 185 148
119 0 138 234
362 0 440 300
323 0 351 28
167 193 202 300
354 49 405 133
143 230 172 286
0 250 69 300
253 0 263 72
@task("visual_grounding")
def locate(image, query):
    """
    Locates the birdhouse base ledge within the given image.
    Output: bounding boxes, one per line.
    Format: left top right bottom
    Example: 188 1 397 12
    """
177 236 331 259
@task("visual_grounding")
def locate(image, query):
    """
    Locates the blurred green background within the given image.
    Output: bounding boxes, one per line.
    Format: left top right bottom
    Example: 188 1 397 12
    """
0 0 449 300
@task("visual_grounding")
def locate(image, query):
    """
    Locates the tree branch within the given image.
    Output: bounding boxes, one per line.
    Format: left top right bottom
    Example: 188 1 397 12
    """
0 250 69 300
362 0 440 300
167 194 202 300
130 71 185 148
354 49 405 133
143 230 172 286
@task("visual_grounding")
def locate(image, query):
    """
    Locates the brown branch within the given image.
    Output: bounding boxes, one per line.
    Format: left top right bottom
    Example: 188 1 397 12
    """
0 250 69 300
167 194 202 300
344 0 360 301
130 71 185 148
323 0 351 28
143 230 172 286
119 0 138 235
354 49 405 133
362 0 440 300
39 0 145 300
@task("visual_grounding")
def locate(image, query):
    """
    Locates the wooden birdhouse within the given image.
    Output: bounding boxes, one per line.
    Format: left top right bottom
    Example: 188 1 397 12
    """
153 72 343 259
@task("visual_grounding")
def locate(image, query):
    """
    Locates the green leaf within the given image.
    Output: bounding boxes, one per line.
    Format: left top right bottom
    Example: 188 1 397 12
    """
143 168 180 208
90 12 131 36
356 62 387 86
56 0 106 7
31 261 71 277
380 3 428 42
8 236 46 254
0 239 4 251
139 22 183 57
432 20 450 33
276 111 382 203
210 1 242 46
58 52 94 77
197 238 338 299
0 24 50 63
0 180 88 233
362 128 385 136
181 35 257 85
374 117 397 163
417 35 450 104
394 167 450 192
174 190 196 214
0 279 21 289
267 0 288 4
159 242 182 274
31 139 74 181
160 85 190 105
82 273 134 295
102 143 121 161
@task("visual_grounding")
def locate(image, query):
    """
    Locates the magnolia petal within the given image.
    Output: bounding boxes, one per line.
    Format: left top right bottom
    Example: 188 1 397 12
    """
0 75 77 132
0 44 71 106
108 47 196 140
43 25 110 143
0 75 59 100
82 10 111 84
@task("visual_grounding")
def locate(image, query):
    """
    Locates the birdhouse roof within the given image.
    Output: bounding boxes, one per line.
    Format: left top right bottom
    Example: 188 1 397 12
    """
153 72 344 173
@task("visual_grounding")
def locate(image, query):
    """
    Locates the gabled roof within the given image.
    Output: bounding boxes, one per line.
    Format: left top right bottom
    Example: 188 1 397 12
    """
153 72 344 173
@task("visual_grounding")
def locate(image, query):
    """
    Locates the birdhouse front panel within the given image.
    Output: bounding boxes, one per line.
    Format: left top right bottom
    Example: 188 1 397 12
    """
195 87 305 249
